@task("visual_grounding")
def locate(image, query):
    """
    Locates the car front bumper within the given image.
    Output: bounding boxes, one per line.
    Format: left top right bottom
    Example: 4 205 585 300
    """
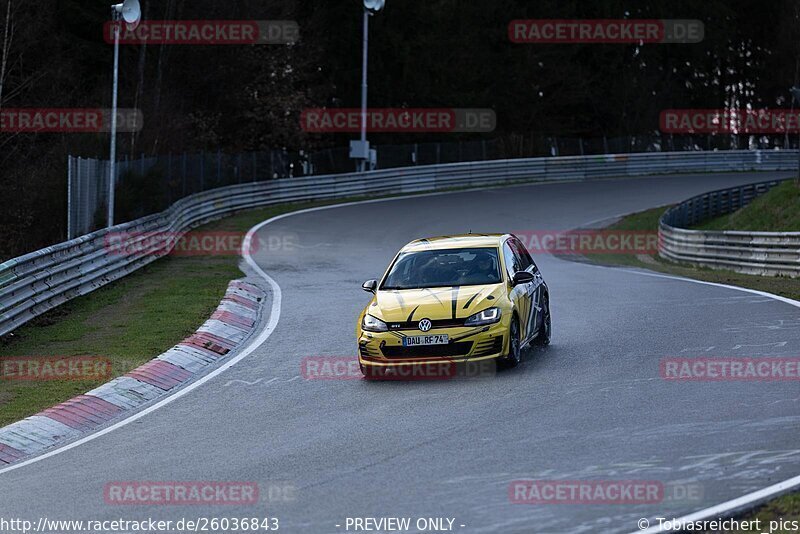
357 320 509 370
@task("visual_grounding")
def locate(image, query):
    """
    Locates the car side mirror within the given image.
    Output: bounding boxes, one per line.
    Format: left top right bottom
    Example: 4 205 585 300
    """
362 279 377 293
512 271 534 286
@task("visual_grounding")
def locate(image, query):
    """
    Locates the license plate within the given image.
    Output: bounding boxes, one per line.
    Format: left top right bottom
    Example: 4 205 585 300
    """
403 334 449 346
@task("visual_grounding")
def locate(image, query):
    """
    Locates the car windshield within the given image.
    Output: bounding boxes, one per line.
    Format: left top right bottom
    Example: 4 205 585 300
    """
381 247 502 289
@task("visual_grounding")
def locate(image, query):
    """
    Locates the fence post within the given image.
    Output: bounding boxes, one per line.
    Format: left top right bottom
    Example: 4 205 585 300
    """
217 148 222 185
67 156 73 240
85 158 93 232
81 158 90 234
167 152 173 204
182 152 187 196
270 150 276 180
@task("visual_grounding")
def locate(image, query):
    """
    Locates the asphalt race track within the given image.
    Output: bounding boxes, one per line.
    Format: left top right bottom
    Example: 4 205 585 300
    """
2 172 799 534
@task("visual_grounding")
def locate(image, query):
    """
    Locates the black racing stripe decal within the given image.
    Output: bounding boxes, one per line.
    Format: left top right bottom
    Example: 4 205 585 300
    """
463 289 483 310
423 288 442 305
406 305 420 322
450 326 490 342
451 286 459 319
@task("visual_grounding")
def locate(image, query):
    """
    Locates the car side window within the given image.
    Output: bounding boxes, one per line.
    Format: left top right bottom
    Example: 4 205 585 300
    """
502 242 519 280
509 238 533 271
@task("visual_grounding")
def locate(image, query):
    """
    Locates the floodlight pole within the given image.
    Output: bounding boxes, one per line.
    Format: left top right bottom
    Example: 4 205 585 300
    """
358 8 369 173
792 86 800 182
108 12 120 228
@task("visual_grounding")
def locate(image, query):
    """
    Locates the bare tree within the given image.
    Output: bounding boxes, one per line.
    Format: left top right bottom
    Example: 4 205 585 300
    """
0 0 13 113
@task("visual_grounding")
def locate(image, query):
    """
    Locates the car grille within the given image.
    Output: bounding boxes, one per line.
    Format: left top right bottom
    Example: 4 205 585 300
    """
472 336 503 357
381 341 473 359
386 318 467 331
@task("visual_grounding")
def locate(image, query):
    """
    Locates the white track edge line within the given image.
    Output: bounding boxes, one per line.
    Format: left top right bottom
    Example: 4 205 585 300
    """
0 186 542 475
561 231 800 532
0 218 288 476
635 471 800 533
573 266 800 530
3 178 799 534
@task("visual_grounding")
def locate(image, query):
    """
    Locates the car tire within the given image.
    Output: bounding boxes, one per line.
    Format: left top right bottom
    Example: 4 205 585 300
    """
534 294 551 346
501 317 522 368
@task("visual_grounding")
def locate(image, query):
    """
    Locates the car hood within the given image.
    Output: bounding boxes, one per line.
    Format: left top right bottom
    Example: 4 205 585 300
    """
374 284 504 323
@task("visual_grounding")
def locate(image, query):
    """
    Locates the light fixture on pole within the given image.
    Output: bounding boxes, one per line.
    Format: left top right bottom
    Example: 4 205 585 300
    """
107 0 141 228
349 0 385 172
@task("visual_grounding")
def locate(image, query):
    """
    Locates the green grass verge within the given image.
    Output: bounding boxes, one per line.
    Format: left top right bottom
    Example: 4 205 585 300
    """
0 255 240 427
694 180 800 232
0 198 349 427
722 493 800 532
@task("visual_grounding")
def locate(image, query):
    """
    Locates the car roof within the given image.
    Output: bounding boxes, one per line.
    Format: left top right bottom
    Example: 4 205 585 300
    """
401 234 508 252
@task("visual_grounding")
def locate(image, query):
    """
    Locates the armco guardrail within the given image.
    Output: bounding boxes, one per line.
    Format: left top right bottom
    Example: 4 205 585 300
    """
659 177 800 277
1 149 797 336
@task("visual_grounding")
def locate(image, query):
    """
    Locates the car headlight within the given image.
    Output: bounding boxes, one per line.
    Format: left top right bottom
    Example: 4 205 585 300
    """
362 314 388 332
464 307 502 326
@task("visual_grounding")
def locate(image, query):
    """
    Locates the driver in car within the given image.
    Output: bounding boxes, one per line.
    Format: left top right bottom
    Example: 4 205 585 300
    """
469 252 497 283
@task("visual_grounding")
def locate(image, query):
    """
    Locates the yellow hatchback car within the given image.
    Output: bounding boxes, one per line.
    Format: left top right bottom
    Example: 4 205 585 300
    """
357 234 551 377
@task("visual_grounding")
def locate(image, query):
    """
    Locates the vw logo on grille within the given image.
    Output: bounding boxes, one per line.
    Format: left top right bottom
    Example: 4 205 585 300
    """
418 318 432 332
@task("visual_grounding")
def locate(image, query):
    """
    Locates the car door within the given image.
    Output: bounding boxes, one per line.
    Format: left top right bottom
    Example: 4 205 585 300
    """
509 237 543 343
502 239 534 341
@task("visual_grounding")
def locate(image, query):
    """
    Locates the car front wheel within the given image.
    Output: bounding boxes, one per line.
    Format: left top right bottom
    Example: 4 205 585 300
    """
502 317 522 368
